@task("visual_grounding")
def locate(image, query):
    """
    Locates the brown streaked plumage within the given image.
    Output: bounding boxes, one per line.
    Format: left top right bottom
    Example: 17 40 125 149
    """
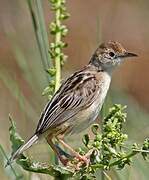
6 41 138 167
99 41 127 54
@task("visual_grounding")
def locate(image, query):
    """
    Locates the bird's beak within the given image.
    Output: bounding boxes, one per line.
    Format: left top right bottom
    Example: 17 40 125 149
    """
125 52 138 58
118 52 138 58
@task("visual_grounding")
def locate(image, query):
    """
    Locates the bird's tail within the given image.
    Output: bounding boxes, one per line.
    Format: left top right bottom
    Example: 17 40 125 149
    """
6 134 38 167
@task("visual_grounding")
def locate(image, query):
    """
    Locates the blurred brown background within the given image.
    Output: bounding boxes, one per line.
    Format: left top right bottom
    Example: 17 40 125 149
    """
0 0 149 179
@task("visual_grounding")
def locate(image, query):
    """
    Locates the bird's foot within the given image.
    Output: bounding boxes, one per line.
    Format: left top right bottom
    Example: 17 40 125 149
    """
75 154 89 164
73 150 95 170
71 155 90 170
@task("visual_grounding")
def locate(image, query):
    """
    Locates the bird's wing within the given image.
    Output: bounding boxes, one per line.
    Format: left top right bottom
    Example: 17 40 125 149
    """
36 69 100 134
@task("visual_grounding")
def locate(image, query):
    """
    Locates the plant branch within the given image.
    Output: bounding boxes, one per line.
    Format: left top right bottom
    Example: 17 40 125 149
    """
0 145 19 179
109 151 138 167
54 0 62 92
6 105 149 179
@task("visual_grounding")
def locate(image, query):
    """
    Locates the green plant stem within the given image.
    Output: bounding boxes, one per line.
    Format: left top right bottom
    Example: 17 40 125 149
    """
55 0 62 92
27 0 51 82
109 151 138 167
0 145 19 178
101 106 106 180
133 149 149 153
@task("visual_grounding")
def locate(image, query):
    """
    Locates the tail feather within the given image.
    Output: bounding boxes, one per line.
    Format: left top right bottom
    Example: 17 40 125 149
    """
6 134 38 167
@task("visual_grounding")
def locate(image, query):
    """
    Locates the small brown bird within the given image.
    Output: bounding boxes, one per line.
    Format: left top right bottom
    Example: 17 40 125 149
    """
6 41 137 166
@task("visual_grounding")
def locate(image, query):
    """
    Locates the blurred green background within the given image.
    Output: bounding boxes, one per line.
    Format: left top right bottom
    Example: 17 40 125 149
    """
0 0 149 179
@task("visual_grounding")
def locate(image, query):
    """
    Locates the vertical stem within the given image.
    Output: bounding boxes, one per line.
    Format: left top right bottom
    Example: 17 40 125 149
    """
0 145 19 179
55 0 62 92
101 105 106 180
27 0 51 82
49 0 69 174
53 0 62 171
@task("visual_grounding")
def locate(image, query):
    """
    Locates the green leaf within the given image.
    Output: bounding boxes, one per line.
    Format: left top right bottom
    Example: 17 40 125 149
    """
82 134 90 147
91 124 99 135
9 115 24 153
142 138 149 160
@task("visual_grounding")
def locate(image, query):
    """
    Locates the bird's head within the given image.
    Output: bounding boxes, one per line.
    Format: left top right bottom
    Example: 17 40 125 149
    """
90 41 138 71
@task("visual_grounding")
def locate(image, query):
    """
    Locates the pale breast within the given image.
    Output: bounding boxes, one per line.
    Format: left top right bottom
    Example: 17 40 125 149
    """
69 72 111 135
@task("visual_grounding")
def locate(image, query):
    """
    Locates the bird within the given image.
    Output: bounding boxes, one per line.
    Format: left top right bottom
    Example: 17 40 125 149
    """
6 41 137 166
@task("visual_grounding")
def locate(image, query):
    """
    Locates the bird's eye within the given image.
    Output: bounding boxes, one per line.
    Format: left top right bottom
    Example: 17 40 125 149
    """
109 52 115 58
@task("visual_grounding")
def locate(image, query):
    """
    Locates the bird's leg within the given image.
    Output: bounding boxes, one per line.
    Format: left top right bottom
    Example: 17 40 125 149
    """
46 137 68 166
54 144 72 158
57 138 89 164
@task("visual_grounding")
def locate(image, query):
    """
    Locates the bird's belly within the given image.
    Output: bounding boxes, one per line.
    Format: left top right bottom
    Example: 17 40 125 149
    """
68 74 111 135
69 102 101 134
